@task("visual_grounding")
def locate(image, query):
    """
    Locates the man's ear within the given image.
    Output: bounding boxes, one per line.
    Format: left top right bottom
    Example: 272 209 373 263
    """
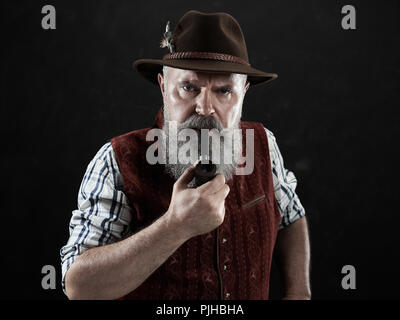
244 80 250 93
157 72 165 96
241 81 250 103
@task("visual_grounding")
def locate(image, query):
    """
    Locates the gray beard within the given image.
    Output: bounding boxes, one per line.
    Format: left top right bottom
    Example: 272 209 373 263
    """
160 111 242 187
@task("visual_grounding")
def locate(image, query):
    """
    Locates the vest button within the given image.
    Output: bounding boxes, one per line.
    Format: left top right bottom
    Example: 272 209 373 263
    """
222 238 227 244
225 292 230 298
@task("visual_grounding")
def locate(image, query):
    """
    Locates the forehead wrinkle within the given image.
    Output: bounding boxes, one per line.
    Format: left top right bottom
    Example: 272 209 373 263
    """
180 73 242 88
165 66 247 89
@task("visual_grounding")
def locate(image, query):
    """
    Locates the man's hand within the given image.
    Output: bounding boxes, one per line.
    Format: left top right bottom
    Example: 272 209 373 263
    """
165 165 230 240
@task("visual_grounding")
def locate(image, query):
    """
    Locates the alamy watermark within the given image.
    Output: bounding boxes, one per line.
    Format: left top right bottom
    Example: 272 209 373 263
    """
41 5 56 30
341 265 356 290
145 121 255 176
341 5 356 30
41 265 56 290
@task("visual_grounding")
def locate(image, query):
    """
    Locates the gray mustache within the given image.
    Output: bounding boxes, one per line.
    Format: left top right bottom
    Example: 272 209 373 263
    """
178 114 224 131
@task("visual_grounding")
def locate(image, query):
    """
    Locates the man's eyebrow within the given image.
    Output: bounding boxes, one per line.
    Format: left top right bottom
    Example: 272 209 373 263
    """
177 80 234 89
178 80 197 86
216 84 233 89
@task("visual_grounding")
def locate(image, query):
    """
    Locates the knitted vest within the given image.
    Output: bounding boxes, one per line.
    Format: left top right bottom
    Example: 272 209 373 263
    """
110 113 281 300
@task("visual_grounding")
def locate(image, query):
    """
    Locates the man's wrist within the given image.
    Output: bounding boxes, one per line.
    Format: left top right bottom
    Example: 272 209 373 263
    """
282 288 311 300
158 210 191 244
282 294 311 300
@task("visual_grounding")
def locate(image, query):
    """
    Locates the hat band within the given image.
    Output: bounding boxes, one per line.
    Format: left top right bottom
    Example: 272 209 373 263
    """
163 52 250 66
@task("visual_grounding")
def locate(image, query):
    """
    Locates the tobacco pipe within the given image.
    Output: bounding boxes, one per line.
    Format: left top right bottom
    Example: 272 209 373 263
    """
194 156 217 187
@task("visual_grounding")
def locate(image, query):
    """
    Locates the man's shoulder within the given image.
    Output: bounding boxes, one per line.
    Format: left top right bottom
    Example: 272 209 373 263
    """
111 126 154 141
89 126 152 169
91 141 114 163
240 121 275 139
109 126 158 166
263 127 276 141
110 126 155 149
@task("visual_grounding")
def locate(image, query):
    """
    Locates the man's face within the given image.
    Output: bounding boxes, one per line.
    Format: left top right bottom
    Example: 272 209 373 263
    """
157 66 250 184
157 67 250 128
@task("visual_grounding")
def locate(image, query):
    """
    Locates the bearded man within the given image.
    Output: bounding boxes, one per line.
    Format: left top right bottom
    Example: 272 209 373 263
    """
61 10 311 300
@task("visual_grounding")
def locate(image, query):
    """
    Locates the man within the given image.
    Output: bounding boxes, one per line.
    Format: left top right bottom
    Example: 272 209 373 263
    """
61 10 310 300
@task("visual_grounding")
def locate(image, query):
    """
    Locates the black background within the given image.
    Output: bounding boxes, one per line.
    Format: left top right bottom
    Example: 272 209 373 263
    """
2 0 400 300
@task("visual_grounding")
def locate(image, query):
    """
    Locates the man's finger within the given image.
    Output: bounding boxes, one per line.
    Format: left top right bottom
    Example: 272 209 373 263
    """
197 173 226 194
212 183 230 201
175 162 199 190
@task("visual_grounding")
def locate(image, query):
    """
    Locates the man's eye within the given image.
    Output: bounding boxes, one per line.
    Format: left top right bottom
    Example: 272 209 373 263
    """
183 85 194 92
220 88 232 95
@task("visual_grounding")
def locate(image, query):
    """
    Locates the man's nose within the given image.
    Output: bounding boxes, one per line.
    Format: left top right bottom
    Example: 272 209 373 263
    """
195 89 215 116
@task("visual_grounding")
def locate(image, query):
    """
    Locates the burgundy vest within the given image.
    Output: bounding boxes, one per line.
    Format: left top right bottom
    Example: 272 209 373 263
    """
110 113 281 300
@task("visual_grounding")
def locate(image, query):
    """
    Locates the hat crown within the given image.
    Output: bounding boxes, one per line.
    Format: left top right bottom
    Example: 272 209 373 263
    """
171 10 249 63
133 10 277 86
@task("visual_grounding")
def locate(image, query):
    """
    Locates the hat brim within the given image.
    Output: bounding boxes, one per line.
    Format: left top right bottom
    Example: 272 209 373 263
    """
132 58 278 87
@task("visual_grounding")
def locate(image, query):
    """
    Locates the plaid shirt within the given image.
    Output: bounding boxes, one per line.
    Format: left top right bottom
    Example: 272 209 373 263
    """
60 127 306 293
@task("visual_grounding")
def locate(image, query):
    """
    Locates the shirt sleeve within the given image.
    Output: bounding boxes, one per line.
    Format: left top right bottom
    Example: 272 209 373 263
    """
60 142 133 295
264 128 306 230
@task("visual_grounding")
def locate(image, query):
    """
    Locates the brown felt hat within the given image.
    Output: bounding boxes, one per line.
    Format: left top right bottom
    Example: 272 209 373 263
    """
133 10 278 86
